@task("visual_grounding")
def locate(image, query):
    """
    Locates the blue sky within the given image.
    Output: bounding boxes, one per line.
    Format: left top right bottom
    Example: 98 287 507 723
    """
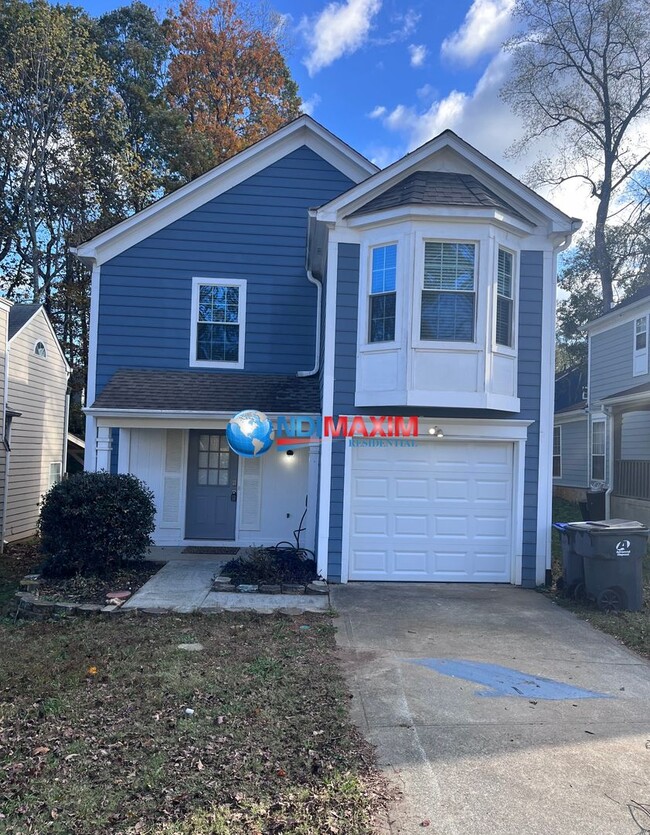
79 0 595 222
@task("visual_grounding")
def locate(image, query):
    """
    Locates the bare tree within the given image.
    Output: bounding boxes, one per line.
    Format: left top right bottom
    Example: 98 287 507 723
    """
502 0 650 310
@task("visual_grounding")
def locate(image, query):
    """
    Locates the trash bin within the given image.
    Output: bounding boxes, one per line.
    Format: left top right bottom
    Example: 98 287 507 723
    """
553 522 585 598
569 519 649 611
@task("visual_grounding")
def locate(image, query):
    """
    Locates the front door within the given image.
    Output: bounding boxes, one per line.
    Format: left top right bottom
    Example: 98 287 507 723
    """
185 430 238 540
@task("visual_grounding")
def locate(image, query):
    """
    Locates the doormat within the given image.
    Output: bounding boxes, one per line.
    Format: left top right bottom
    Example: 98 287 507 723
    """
182 546 238 555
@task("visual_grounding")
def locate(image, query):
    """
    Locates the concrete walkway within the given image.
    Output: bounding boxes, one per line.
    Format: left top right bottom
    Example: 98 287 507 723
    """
330 583 650 835
123 557 329 613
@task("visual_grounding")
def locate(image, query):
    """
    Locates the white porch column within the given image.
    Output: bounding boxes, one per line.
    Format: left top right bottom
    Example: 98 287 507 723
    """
84 415 97 471
96 426 112 472
305 446 320 551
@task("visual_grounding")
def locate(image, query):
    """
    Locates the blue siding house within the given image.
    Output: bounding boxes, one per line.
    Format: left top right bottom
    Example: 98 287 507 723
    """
77 116 579 587
554 286 650 525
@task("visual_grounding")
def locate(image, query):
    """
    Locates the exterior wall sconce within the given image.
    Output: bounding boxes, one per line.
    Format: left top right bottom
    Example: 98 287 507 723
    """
286 449 294 456
428 426 444 438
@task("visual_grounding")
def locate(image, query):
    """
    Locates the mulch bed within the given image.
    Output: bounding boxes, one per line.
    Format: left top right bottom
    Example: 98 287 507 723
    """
37 562 159 605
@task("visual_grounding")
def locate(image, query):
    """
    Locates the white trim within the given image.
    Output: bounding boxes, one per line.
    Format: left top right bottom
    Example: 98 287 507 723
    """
345 205 536 235
536 248 557 585
73 117 377 267
339 418 531 584
316 235 341 578
189 277 247 369
86 264 100 408
84 415 97 470
9 307 71 373
316 130 578 233
599 389 650 408
585 297 650 335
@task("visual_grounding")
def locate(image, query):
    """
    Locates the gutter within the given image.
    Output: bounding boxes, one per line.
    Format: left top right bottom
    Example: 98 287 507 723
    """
297 212 322 378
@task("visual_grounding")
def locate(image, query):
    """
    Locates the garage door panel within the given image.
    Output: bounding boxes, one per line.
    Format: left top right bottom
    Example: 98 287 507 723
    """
348 440 514 582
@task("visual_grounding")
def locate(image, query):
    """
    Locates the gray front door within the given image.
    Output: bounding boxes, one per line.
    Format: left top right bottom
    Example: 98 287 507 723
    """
185 430 237 540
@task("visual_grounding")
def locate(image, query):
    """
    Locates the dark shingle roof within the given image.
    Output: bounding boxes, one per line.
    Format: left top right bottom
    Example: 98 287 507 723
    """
91 369 320 413
349 171 530 221
8 304 42 339
600 381 650 402
590 282 650 323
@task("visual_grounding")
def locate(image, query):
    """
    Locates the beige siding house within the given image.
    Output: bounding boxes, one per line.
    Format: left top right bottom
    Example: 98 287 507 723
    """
0 304 70 544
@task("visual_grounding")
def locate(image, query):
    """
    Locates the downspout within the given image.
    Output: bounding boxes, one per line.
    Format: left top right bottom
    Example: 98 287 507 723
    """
297 214 322 378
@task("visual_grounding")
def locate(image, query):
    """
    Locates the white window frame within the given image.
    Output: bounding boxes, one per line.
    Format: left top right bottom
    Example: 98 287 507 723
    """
368 242 398 345
48 461 62 487
633 315 648 377
33 340 47 359
591 419 606 483
553 425 562 479
417 239 478 345
495 246 516 351
190 277 246 369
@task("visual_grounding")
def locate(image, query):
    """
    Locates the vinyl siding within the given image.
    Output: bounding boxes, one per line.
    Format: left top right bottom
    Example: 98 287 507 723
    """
0 306 8 535
5 312 68 541
95 146 354 396
554 418 589 487
325 247 546 585
590 318 649 402
621 411 650 460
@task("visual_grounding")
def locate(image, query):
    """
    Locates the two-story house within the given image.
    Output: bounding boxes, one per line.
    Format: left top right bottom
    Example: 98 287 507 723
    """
554 286 650 525
76 116 579 587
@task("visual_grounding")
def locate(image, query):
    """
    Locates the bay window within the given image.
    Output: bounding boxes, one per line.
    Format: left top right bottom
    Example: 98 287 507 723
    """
420 241 476 342
496 248 514 347
369 244 397 343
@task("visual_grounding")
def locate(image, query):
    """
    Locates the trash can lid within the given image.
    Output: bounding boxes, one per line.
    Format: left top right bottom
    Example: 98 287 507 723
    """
587 518 647 529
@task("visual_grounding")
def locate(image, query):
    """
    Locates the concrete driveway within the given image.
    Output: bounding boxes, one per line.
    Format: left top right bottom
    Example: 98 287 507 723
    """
330 584 650 835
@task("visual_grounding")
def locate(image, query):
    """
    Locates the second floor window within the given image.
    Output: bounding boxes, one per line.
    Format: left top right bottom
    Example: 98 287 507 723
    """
369 244 397 343
496 248 514 347
633 315 648 376
191 278 246 368
420 241 475 342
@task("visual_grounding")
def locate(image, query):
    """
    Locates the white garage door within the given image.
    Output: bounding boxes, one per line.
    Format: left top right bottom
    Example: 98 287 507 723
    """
347 440 514 582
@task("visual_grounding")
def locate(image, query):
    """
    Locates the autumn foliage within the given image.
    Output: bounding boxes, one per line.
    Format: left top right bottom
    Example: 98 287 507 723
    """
165 0 301 180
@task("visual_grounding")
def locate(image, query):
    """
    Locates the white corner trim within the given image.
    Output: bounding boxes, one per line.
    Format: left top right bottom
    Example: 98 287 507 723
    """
339 439 352 584
74 117 377 267
86 264 100 406
189 277 247 370
536 249 557 585
316 235 340 579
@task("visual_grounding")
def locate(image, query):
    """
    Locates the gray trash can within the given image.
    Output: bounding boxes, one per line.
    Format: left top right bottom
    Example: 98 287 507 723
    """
569 519 649 611
553 523 585 598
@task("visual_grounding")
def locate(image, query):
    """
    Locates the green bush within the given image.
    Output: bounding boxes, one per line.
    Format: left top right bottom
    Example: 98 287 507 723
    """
39 472 156 577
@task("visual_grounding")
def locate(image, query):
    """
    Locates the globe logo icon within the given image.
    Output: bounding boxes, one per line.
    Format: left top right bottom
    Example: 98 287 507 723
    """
226 409 274 457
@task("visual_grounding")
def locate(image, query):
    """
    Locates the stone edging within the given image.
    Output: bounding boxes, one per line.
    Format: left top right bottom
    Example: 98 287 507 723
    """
211 576 328 596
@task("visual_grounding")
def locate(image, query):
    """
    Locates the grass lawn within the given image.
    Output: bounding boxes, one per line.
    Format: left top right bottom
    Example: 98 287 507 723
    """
0 565 387 833
548 497 650 659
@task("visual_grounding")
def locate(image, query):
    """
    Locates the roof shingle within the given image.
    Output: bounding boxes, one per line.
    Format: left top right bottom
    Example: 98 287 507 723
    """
91 369 321 414
8 304 42 340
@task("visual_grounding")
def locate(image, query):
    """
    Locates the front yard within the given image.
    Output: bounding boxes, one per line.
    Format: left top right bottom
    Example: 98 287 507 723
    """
549 498 650 659
0 563 387 834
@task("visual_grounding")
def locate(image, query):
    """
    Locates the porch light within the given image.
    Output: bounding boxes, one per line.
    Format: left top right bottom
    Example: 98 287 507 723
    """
286 449 294 457
428 426 444 438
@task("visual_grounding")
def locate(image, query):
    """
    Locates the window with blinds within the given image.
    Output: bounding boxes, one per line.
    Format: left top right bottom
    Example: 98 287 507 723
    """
420 242 476 342
496 248 514 347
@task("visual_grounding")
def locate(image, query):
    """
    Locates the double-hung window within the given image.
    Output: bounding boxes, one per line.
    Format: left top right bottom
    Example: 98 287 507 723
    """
420 241 476 342
369 244 397 343
553 426 562 478
191 278 246 368
496 248 514 347
591 421 606 481
633 315 648 376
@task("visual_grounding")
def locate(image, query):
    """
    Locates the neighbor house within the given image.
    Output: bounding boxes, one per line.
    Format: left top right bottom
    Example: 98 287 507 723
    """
0 302 71 545
554 286 650 525
76 116 579 587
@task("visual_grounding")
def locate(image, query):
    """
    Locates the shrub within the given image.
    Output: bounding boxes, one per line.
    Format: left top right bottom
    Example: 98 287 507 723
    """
39 472 156 578
222 546 318 586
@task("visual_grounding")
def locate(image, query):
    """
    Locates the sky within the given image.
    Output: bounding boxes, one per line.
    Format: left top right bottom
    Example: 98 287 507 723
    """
79 0 598 226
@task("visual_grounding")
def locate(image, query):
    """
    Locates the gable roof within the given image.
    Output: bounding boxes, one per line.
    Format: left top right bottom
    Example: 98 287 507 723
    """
89 369 320 414
74 116 378 267
8 304 41 339
316 129 580 235
350 171 530 222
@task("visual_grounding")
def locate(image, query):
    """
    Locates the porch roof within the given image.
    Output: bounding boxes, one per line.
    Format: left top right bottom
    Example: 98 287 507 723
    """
90 369 320 414
600 381 650 407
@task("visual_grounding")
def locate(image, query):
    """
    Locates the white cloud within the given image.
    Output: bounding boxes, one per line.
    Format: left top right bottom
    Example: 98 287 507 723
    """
441 0 515 65
408 44 427 67
301 0 382 76
376 51 598 223
369 105 387 119
300 93 322 116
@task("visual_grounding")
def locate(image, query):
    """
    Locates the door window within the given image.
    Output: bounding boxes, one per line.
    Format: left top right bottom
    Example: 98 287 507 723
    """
197 434 230 486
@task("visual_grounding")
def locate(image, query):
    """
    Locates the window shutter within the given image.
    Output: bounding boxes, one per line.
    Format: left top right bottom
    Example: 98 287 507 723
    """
239 456 262 531
161 430 183 527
